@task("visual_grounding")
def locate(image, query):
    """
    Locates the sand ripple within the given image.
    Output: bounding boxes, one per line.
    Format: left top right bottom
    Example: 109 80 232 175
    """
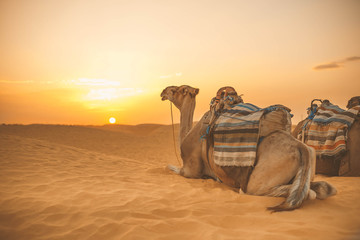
1 125 360 239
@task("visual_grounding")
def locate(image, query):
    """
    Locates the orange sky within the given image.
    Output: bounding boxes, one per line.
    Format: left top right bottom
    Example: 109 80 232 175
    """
0 0 359 125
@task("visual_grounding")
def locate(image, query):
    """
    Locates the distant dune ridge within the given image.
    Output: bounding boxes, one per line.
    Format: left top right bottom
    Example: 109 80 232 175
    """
0 124 360 240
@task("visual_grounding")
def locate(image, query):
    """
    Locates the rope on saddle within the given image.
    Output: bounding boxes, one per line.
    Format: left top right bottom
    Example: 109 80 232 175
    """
170 102 182 166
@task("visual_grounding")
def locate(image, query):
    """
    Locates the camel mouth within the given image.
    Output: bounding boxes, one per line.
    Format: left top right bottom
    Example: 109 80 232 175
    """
161 96 167 101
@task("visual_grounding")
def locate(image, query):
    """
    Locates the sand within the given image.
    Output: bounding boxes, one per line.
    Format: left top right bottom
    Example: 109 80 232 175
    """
0 124 359 240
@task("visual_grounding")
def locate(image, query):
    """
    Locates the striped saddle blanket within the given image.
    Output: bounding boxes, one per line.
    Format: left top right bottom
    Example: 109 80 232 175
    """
300 104 360 160
212 103 290 167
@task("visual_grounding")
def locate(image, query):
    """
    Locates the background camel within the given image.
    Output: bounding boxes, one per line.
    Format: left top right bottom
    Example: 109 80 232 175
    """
161 85 336 212
292 97 360 176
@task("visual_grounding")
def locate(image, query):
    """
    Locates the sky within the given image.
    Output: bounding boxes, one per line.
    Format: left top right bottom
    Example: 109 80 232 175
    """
0 0 359 125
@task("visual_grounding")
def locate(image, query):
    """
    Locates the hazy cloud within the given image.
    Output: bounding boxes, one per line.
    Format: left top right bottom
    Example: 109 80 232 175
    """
160 72 182 79
313 62 342 70
313 56 360 70
345 56 360 62
0 80 56 84
160 75 172 79
84 88 143 101
69 78 121 87
0 80 33 84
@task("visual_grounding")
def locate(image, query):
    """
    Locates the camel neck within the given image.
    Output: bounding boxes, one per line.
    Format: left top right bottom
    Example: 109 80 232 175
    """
179 96 196 143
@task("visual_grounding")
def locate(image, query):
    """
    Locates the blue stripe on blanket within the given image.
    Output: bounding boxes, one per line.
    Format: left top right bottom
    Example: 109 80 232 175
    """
312 117 353 127
228 103 261 111
214 120 260 128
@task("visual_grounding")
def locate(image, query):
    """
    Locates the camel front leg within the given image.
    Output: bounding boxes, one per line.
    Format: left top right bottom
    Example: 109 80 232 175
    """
167 164 202 178
168 165 182 175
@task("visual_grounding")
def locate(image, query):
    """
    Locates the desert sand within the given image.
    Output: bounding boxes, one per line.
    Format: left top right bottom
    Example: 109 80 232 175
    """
0 124 359 240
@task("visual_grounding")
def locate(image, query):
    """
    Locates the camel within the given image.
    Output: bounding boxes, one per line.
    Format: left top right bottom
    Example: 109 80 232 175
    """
161 85 337 212
292 97 360 176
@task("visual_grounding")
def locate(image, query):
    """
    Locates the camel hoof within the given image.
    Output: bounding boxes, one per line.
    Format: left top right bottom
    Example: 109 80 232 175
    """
167 165 181 175
308 189 316 200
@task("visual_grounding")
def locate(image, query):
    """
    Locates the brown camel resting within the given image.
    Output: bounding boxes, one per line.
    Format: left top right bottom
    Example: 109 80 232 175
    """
292 97 360 176
161 85 336 212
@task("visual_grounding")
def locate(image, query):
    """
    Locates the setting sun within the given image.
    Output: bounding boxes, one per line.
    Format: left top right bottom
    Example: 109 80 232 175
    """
109 117 116 124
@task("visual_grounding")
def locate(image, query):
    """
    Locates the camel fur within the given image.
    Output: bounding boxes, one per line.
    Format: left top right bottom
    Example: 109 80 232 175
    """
161 85 337 212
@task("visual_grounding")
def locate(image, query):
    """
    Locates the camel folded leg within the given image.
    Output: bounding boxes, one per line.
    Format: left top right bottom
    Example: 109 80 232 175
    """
167 164 202 178
168 164 222 182
168 164 181 175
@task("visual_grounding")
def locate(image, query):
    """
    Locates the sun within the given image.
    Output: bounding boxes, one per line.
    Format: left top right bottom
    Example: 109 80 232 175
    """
109 117 116 124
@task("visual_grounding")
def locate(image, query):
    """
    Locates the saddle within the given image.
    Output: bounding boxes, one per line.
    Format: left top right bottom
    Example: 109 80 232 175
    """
203 87 292 167
297 99 360 175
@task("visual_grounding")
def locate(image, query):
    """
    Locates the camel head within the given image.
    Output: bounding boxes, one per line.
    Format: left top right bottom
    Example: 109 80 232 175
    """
160 85 199 109
347 96 360 109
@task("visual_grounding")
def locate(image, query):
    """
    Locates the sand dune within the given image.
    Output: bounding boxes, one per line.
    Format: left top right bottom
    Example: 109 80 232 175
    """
0 124 359 240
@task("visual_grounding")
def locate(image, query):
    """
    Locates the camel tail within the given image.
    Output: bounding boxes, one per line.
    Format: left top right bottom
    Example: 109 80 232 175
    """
268 143 312 212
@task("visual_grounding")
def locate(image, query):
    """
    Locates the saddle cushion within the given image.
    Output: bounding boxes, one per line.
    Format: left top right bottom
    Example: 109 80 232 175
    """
300 104 360 161
212 103 291 167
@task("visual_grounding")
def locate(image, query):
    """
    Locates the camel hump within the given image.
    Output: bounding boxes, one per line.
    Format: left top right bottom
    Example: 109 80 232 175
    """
216 86 238 99
211 86 244 107
259 108 292 136
347 96 360 109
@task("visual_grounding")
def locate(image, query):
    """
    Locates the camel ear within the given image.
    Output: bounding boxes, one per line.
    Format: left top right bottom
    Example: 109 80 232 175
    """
189 88 199 97
194 88 199 96
181 87 188 96
171 88 177 94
